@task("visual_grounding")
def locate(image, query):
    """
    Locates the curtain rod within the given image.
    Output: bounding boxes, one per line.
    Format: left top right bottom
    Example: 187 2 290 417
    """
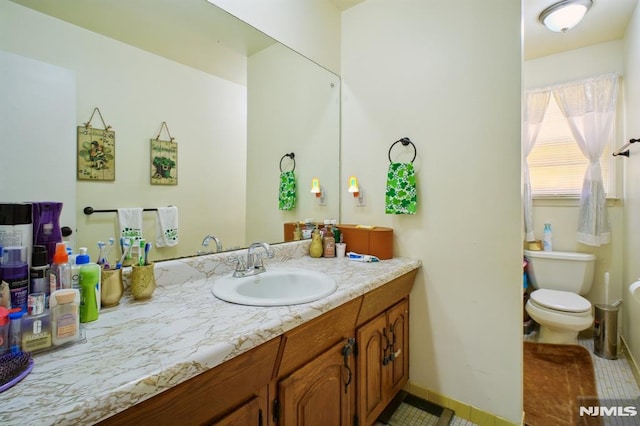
613 138 639 158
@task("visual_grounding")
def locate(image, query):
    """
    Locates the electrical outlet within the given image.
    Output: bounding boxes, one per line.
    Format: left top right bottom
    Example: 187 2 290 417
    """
356 188 366 207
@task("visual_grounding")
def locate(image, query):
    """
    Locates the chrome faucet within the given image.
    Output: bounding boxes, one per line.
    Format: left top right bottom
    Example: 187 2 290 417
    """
197 234 222 255
233 242 275 278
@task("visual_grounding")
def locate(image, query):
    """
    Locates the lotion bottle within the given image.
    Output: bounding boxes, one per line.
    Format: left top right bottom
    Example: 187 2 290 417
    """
309 226 323 258
76 248 100 323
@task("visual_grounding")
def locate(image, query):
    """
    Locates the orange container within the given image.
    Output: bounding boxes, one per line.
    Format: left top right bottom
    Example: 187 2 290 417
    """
336 224 393 260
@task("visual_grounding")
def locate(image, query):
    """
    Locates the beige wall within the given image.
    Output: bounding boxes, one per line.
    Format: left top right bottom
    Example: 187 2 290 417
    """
208 0 342 75
341 0 523 422
623 3 640 368
246 43 341 244
1 1 248 262
523 41 626 315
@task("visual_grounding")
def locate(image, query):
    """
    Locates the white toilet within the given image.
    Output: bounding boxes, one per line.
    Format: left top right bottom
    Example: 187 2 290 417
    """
524 249 596 344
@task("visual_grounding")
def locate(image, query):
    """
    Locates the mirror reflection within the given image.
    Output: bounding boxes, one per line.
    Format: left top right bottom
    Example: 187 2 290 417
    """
5 0 340 262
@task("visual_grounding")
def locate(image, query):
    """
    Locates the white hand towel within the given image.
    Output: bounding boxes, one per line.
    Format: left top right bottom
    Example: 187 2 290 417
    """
156 206 179 247
117 208 143 241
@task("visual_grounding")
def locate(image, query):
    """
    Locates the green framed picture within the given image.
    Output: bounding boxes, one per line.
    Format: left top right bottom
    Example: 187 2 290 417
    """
150 138 177 185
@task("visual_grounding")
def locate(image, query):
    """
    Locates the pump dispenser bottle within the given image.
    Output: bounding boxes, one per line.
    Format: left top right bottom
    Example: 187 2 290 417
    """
50 242 71 293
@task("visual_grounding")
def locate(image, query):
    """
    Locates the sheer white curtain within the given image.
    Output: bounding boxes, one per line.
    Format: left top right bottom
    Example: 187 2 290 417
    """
552 73 619 246
523 90 551 241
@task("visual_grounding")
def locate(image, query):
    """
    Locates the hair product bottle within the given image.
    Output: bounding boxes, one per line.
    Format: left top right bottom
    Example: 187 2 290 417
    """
30 245 50 307
1 247 29 311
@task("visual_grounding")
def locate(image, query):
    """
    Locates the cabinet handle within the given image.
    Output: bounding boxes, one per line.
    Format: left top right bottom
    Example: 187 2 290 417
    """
382 328 391 366
342 338 355 393
388 322 399 362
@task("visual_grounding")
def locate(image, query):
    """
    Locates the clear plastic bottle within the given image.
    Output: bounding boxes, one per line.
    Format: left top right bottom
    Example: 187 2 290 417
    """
8 310 24 354
50 242 72 293
543 223 553 252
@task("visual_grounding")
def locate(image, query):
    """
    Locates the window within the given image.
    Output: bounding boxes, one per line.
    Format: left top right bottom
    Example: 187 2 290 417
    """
527 95 613 197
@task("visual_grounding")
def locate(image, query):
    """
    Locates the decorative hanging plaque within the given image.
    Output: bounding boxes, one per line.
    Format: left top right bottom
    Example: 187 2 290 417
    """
150 121 177 185
77 107 115 181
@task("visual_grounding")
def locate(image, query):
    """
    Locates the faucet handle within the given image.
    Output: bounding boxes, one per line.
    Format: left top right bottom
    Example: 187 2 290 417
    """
233 256 246 272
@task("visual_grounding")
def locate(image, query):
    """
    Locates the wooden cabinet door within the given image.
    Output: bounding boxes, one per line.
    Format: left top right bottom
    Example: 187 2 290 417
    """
386 299 409 396
213 396 262 425
356 312 387 426
278 340 354 426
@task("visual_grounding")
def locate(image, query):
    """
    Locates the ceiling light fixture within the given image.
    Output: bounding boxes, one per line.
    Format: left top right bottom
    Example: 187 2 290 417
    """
539 0 593 33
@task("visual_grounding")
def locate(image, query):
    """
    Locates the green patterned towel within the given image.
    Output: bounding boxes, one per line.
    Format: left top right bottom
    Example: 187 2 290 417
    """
385 162 417 214
279 171 297 210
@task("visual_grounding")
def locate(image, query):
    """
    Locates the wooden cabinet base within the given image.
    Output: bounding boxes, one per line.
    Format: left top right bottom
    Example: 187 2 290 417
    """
98 270 417 426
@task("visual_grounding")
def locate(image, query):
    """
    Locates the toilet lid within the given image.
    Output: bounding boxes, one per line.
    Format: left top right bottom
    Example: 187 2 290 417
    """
530 289 591 313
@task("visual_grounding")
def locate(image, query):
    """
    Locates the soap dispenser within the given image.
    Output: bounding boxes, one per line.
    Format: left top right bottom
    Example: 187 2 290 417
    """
293 223 302 241
309 226 323 258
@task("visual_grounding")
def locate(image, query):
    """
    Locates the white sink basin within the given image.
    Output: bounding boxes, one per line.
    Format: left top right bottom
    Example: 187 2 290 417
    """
212 267 337 306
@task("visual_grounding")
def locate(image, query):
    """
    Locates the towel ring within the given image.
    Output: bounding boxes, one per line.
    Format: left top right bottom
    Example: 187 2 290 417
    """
388 137 417 163
280 152 296 172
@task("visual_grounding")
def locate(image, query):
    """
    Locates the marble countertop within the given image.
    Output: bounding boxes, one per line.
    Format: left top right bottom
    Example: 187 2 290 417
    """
1 241 421 425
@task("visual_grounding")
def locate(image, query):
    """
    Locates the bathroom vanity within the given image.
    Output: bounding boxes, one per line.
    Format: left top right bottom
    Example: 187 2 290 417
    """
1 241 420 425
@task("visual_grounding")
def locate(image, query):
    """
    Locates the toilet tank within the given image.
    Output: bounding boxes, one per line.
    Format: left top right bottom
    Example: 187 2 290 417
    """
524 250 596 295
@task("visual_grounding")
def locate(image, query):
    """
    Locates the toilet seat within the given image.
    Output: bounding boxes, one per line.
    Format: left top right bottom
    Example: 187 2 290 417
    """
529 289 591 313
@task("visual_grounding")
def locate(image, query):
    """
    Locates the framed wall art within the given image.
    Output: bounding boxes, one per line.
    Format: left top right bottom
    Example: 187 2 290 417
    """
77 108 115 181
151 122 178 185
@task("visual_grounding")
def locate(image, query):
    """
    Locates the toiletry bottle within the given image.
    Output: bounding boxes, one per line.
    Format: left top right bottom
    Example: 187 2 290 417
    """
76 248 100 323
309 226 323 258
0 307 9 355
323 220 335 258
302 219 314 239
331 219 341 244
8 310 24 353
22 292 51 352
0 247 29 311
50 288 80 346
50 242 72 293
30 245 50 307
70 251 81 291
0 203 33 271
543 223 553 252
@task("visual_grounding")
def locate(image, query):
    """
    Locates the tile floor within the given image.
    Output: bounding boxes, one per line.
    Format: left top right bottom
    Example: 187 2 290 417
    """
378 330 640 425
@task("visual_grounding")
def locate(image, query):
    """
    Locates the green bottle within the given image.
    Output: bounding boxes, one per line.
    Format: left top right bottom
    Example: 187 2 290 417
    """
76 248 100 323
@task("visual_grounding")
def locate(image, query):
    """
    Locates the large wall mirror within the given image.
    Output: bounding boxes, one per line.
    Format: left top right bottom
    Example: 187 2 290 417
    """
4 0 340 262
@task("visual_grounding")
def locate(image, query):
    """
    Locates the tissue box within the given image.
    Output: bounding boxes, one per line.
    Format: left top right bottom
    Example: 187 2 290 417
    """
337 224 393 260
